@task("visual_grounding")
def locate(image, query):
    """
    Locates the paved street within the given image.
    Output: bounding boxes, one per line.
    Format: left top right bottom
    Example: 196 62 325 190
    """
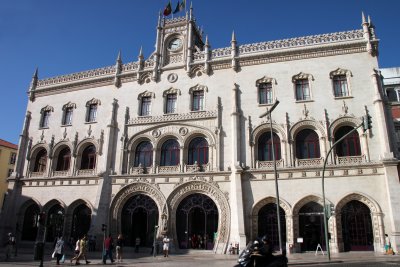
0 247 399 266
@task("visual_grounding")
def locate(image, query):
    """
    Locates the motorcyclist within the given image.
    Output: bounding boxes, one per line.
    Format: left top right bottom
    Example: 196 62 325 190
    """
252 235 273 266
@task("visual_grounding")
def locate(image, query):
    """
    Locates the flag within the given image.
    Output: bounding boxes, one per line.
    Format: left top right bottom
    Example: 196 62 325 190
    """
173 1 181 14
163 1 172 16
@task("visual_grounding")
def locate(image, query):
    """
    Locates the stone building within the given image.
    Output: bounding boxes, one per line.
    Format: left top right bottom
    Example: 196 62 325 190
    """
2 9 400 254
0 139 17 212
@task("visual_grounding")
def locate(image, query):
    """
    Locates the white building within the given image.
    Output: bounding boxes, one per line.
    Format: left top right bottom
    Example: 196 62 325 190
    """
2 9 400 254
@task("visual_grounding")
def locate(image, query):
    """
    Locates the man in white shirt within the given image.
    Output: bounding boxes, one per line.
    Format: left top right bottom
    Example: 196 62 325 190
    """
163 235 170 257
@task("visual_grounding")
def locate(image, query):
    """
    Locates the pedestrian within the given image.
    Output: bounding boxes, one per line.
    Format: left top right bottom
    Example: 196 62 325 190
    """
116 234 124 263
53 236 64 265
385 234 394 255
135 236 140 253
70 237 81 265
79 235 90 264
103 234 115 264
163 235 170 257
4 232 15 261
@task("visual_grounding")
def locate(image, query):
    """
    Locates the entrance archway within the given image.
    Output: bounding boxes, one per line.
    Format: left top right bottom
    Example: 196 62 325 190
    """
258 203 286 250
71 204 91 239
176 193 218 250
21 203 40 241
298 201 325 251
121 194 159 247
46 204 65 242
341 200 373 251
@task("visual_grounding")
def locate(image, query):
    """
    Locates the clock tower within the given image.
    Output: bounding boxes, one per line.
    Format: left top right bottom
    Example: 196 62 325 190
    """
153 5 204 77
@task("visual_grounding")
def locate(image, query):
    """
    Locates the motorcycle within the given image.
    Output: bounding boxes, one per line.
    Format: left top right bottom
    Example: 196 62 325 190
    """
236 240 288 267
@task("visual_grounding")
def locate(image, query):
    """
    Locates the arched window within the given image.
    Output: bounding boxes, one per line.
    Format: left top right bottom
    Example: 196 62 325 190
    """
81 145 96 170
334 126 361 157
258 132 281 161
21 204 39 241
56 147 71 171
134 141 153 167
160 139 180 166
296 129 320 159
188 137 209 165
33 149 47 172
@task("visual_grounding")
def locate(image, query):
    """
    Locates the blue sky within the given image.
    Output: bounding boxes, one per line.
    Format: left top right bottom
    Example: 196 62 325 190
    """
1 0 399 145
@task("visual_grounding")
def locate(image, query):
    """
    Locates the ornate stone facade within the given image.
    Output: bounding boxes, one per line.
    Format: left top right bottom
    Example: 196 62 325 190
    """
3 10 400 256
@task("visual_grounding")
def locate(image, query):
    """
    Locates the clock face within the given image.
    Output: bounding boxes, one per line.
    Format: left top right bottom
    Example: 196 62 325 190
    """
168 38 183 51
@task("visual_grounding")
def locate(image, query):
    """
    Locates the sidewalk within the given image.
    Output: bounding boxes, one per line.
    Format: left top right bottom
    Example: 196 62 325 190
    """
0 246 399 266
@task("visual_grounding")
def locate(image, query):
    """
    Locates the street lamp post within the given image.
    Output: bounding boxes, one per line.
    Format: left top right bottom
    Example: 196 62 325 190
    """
259 100 283 253
153 225 159 257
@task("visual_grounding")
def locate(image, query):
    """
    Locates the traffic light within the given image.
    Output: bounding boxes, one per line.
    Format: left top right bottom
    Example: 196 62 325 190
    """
362 114 372 132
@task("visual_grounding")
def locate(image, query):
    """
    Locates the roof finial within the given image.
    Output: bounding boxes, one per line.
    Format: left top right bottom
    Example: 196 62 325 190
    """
116 50 122 62
189 2 193 20
205 35 209 46
231 30 236 42
361 11 367 25
158 10 162 27
138 46 143 59
33 67 38 80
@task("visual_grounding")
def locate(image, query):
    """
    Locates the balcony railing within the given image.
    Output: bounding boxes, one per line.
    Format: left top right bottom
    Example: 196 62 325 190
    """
185 163 210 172
157 165 181 173
76 169 96 176
256 159 284 169
52 170 69 177
129 165 152 174
336 155 366 165
295 157 324 167
29 172 44 178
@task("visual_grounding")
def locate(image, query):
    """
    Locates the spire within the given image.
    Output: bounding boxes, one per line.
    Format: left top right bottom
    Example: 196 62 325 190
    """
157 10 162 28
29 67 38 101
116 50 122 63
189 1 193 20
205 35 209 47
138 46 143 59
361 11 367 24
231 30 236 43
114 50 122 87
138 46 144 71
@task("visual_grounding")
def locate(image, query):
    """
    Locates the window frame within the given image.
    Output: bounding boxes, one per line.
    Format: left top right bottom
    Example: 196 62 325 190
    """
85 98 101 123
9 152 16 165
39 105 54 129
292 72 313 102
189 85 208 112
188 137 209 165
330 68 353 99
140 96 152 116
160 139 180 166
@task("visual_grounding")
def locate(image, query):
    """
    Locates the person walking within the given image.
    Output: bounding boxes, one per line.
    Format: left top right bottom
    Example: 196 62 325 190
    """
116 234 124 263
70 237 81 265
163 235 170 257
103 234 115 264
71 235 90 265
4 233 15 261
53 236 65 265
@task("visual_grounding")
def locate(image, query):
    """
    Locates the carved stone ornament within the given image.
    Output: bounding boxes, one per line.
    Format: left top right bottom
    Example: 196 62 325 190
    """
162 87 181 97
138 90 155 100
62 101 77 110
167 73 178 83
41 105 54 113
189 84 208 94
179 127 188 136
292 72 314 83
86 98 101 107
329 68 352 79
138 72 152 85
255 76 277 87
152 129 161 138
